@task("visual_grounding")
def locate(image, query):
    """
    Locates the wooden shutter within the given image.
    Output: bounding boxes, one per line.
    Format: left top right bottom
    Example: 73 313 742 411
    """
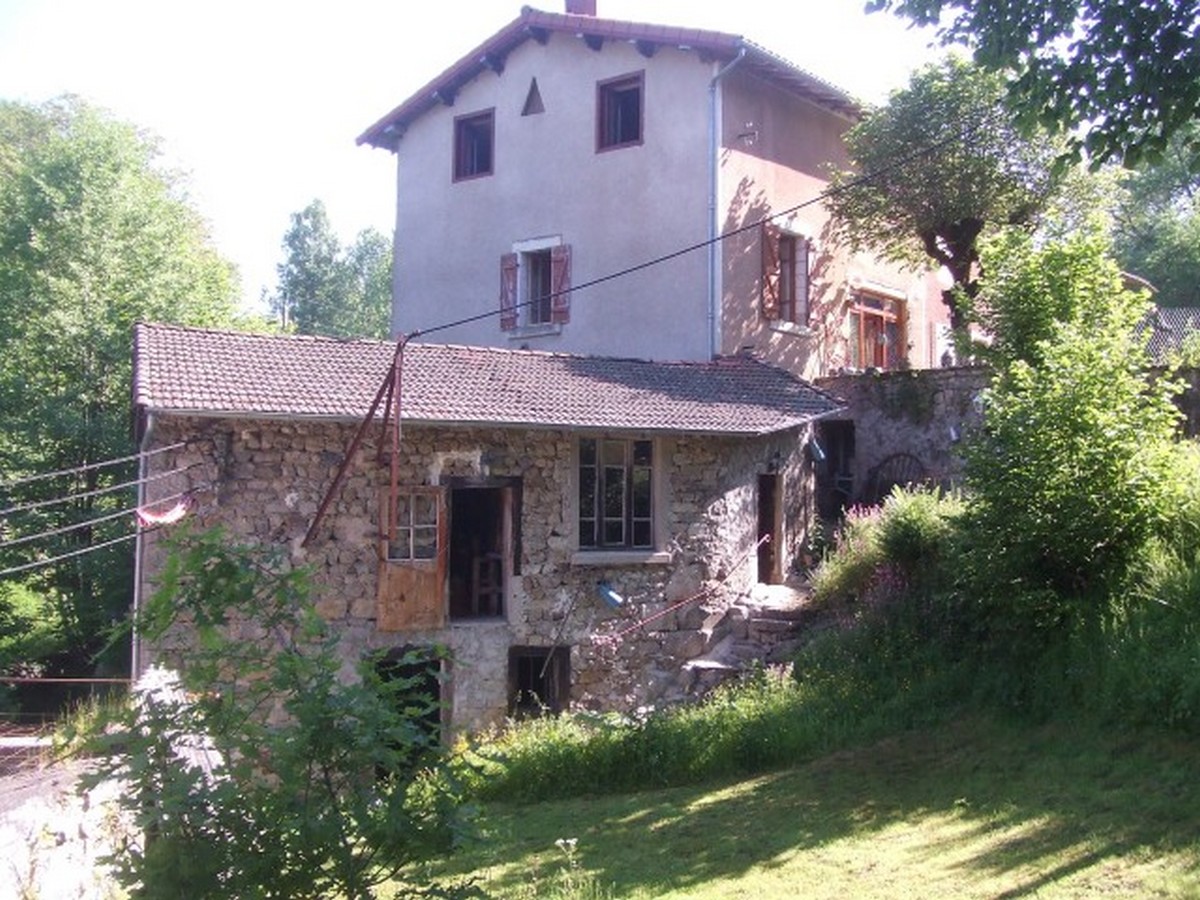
760 223 780 320
799 237 812 324
377 488 447 631
500 253 519 330
550 243 572 325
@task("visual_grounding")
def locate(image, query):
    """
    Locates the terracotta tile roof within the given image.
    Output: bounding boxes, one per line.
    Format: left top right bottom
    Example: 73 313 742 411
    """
134 323 842 436
358 7 861 149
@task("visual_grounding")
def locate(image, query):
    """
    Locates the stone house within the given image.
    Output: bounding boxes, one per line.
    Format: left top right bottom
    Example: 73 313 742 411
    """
358 2 950 375
132 323 841 730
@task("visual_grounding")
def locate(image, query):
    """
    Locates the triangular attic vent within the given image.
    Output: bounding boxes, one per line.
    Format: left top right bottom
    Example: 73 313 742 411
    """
522 78 545 116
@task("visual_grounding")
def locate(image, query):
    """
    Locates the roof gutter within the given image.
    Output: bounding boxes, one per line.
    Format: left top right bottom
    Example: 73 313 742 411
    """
708 47 746 360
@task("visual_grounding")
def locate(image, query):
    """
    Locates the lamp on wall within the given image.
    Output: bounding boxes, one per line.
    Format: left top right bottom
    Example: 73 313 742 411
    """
806 436 827 464
596 581 625 609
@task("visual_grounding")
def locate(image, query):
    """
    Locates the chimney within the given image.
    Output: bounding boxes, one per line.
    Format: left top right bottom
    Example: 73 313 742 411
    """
566 0 596 15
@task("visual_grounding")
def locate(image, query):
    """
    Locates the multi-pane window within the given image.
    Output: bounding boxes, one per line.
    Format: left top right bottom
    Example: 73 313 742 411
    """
761 224 810 324
597 72 643 151
849 293 905 370
453 110 493 180
387 490 439 561
578 438 653 549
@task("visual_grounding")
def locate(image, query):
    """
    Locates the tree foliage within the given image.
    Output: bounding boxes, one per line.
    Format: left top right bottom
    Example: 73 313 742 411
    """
271 199 392 339
963 230 1184 601
1113 123 1200 307
0 96 241 675
87 529 470 898
868 0 1200 169
826 57 1062 332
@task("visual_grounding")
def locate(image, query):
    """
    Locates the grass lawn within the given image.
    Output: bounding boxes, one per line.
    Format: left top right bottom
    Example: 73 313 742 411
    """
417 715 1200 898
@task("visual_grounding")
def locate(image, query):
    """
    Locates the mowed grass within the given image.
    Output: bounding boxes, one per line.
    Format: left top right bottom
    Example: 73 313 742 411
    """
417 715 1200 898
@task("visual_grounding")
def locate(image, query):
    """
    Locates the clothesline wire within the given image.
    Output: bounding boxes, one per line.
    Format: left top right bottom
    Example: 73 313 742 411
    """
0 488 199 552
0 526 158 579
0 464 201 519
0 441 191 492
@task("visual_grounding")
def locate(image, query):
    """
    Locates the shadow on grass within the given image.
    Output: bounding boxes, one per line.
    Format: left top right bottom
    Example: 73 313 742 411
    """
429 715 1200 897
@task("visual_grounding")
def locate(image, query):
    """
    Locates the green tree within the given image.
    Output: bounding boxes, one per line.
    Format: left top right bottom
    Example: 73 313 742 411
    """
0 96 240 675
272 199 392 339
963 229 1183 602
868 0 1200 169
1113 123 1200 307
826 57 1062 334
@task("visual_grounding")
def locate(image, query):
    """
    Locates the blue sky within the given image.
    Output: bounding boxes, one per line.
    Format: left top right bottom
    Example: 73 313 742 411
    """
0 0 940 311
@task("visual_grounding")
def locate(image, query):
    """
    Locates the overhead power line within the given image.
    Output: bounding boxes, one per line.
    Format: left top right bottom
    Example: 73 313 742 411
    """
0 464 201 519
413 114 998 342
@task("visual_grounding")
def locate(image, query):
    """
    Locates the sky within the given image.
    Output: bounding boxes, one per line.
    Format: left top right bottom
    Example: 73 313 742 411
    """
0 0 942 311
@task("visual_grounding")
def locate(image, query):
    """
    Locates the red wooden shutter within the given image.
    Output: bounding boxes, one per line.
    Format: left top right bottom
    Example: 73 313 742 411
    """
760 224 780 320
500 253 519 330
550 243 572 324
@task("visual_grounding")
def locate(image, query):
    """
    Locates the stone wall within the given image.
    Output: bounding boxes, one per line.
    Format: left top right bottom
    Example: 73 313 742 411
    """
816 367 989 506
138 415 818 731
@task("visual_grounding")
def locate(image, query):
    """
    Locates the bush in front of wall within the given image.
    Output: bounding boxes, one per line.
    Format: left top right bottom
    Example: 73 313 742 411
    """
82 527 473 900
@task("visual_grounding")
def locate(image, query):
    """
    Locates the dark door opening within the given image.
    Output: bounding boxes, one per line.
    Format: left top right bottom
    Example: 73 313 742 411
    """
757 473 782 584
374 646 443 774
508 646 570 718
448 487 506 619
816 420 856 519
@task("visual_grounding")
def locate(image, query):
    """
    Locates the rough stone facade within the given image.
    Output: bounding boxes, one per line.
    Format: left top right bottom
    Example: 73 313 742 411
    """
137 416 819 732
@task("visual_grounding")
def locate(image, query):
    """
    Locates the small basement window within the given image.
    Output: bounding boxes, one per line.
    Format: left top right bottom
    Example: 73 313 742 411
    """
508 646 570 717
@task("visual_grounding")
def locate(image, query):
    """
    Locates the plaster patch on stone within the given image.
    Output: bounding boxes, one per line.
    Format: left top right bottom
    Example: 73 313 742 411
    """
429 449 483 483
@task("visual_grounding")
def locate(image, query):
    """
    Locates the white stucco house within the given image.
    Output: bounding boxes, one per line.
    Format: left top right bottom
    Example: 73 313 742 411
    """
358 2 950 376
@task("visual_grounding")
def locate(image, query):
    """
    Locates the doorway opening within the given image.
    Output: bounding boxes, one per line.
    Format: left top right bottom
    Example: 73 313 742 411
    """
448 486 508 620
757 473 782 584
508 646 570 718
374 645 443 773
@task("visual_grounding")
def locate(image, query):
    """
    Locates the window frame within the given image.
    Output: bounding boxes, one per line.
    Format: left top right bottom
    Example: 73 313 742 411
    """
849 292 906 370
577 436 655 551
761 223 811 326
524 248 554 326
596 71 644 152
452 108 494 181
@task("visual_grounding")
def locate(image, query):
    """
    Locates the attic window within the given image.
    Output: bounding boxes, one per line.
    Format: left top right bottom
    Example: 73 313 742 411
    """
522 78 545 116
453 109 494 181
597 71 643 151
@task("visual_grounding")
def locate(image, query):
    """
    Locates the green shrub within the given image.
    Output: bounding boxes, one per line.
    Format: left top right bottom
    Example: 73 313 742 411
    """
877 487 965 587
86 527 471 899
809 506 884 607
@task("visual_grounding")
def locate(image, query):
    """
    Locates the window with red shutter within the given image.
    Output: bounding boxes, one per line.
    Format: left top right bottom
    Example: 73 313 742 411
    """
499 253 518 330
760 223 781 320
549 244 571 324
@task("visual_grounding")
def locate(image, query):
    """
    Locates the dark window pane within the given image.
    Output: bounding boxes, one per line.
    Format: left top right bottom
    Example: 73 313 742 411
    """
603 467 625 518
579 439 596 465
579 467 596 517
579 519 596 547
632 520 652 548
603 440 626 466
603 520 624 545
413 528 437 560
632 468 651 517
632 440 652 466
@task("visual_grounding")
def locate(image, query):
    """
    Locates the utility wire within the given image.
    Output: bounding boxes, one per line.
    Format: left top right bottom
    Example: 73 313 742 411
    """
0 464 200 519
0 442 189 492
412 114 999 342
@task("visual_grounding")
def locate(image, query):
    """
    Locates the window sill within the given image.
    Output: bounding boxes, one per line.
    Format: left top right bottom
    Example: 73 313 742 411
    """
507 323 562 341
769 320 815 338
571 550 672 566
